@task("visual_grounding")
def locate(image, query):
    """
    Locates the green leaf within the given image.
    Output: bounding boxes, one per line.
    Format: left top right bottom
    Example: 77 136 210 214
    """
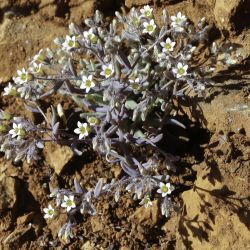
86 93 105 104
125 99 138 110
134 130 146 139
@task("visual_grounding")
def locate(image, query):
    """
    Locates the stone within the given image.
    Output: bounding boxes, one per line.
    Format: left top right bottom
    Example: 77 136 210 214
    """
69 0 97 23
213 0 247 32
0 174 21 211
47 213 67 239
125 0 152 8
44 143 74 175
176 165 250 249
17 212 36 225
90 216 104 232
2 225 36 248
128 200 160 226
81 241 95 250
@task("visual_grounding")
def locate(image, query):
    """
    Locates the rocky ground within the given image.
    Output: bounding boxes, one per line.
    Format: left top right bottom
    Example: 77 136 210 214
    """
0 0 249 249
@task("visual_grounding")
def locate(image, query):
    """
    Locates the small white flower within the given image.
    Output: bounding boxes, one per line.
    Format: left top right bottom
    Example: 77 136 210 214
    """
81 75 95 93
3 83 17 96
33 49 46 64
172 62 188 78
61 195 76 212
100 64 114 78
43 204 56 219
160 38 176 53
9 123 26 140
139 195 153 208
140 5 153 18
74 121 90 139
157 182 173 197
131 11 141 27
143 19 157 35
13 68 33 85
29 62 44 75
157 53 172 69
128 78 141 91
171 12 187 32
62 35 80 51
83 28 98 44
87 116 100 126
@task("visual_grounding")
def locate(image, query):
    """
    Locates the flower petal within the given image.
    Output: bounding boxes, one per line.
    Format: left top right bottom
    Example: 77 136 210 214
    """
44 214 50 219
74 128 80 134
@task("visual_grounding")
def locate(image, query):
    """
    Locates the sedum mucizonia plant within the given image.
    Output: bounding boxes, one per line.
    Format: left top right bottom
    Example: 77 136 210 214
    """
0 6 240 242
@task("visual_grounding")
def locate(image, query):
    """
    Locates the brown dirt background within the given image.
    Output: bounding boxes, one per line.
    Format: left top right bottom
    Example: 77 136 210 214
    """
0 0 249 249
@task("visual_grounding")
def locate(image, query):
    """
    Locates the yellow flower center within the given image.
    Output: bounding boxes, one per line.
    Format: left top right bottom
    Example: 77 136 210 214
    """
161 185 169 193
80 127 87 134
165 43 171 50
176 18 182 24
66 199 74 207
89 34 98 43
21 73 27 81
68 40 74 47
147 25 154 32
105 68 112 77
178 68 185 75
68 40 80 48
131 83 140 90
85 80 92 88
145 11 152 18
48 209 54 215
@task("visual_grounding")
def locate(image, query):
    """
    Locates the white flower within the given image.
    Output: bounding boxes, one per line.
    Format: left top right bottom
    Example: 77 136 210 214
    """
131 11 141 27
100 64 114 78
171 12 187 32
81 75 95 93
74 121 90 139
29 62 44 75
140 5 153 18
172 62 188 78
83 28 98 44
61 195 76 212
157 182 173 197
3 83 17 96
9 123 26 140
33 49 46 64
87 116 100 126
13 68 33 85
139 195 153 208
62 35 80 51
157 53 172 69
128 78 141 91
160 38 176 53
143 19 157 35
43 204 56 219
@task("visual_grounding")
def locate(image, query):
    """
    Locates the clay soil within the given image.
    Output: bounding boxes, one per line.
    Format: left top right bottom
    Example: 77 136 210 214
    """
0 0 249 249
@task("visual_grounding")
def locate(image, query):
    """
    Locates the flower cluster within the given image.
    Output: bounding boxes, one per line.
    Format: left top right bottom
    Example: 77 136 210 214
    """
0 6 240 243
